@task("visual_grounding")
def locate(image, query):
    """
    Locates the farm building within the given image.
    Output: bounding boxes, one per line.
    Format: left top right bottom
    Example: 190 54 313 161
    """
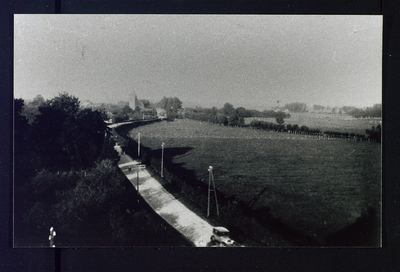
156 108 167 119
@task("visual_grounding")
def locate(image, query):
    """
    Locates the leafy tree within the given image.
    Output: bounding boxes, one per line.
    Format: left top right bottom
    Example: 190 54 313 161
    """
216 114 228 125
74 159 124 208
74 108 109 166
348 104 381 118
249 109 261 117
368 104 382 118
366 124 381 142
222 103 235 116
340 106 356 114
261 110 277 118
169 97 183 116
112 112 128 123
22 94 45 124
31 106 68 168
130 111 143 120
140 99 151 108
300 125 310 133
228 112 245 126
211 107 219 116
157 97 182 119
122 105 134 116
32 94 45 104
157 97 169 110
235 107 252 118
20 159 126 238
45 92 80 117
52 159 126 235
14 98 35 186
283 102 307 113
31 93 109 170
14 99 30 152
275 111 288 125
313 104 325 112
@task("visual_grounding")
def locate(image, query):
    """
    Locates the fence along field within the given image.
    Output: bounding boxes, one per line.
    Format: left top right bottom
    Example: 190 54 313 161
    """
246 112 382 135
127 118 381 245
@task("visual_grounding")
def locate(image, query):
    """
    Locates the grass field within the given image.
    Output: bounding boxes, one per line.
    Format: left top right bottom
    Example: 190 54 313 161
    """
246 112 382 135
127 118 381 245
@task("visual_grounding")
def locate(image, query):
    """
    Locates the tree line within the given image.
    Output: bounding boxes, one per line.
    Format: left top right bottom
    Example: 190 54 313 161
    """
16 93 118 172
183 103 290 126
250 120 321 135
165 98 380 141
283 102 382 119
347 104 381 118
249 120 381 142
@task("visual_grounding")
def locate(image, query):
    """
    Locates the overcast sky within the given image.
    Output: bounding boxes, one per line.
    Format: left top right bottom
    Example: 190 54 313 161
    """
14 15 382 109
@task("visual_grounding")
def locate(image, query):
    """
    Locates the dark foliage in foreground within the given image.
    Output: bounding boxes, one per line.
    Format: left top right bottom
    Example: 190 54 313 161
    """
30 93 114 170
14 94 186 246
15 159 189 246
366 124 381 143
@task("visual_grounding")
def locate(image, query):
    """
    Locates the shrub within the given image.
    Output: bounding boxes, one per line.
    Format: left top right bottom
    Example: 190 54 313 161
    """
300 125 309 133
366 124 381 142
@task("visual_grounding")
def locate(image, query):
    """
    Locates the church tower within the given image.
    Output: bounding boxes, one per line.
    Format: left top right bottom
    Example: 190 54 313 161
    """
129 92 144 110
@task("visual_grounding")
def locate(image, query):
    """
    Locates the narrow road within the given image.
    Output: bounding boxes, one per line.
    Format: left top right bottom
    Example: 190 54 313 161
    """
114 143 214 247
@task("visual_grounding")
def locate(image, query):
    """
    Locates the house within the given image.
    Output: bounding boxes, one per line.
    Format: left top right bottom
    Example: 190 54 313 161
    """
156 108 167 119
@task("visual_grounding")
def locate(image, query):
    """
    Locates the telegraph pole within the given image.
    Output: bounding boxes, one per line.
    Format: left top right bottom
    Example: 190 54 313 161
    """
161 142 165 177
137 164 146 203
138 132 141 157
207 166 219 217
137 164 139 202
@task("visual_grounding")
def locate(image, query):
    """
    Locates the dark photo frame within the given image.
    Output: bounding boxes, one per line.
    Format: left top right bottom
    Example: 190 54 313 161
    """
2 0 399 271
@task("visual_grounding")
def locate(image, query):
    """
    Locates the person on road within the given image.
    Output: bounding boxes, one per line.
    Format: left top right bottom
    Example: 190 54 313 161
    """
128 166 131 173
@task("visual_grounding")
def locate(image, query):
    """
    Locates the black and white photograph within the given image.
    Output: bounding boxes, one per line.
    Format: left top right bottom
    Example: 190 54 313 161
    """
13 14 382 248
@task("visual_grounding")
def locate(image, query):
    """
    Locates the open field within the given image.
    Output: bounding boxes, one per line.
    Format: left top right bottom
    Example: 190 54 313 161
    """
127 118 381 245
246 112 382 135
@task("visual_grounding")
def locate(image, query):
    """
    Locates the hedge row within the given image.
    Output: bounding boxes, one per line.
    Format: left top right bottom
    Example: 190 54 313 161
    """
250 120 321 134
250 120 380 142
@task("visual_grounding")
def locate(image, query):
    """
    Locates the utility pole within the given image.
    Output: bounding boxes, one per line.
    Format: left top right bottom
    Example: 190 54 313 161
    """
137 164 146 203
161 142 165 177
207 166 219 217
138 132 141 157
